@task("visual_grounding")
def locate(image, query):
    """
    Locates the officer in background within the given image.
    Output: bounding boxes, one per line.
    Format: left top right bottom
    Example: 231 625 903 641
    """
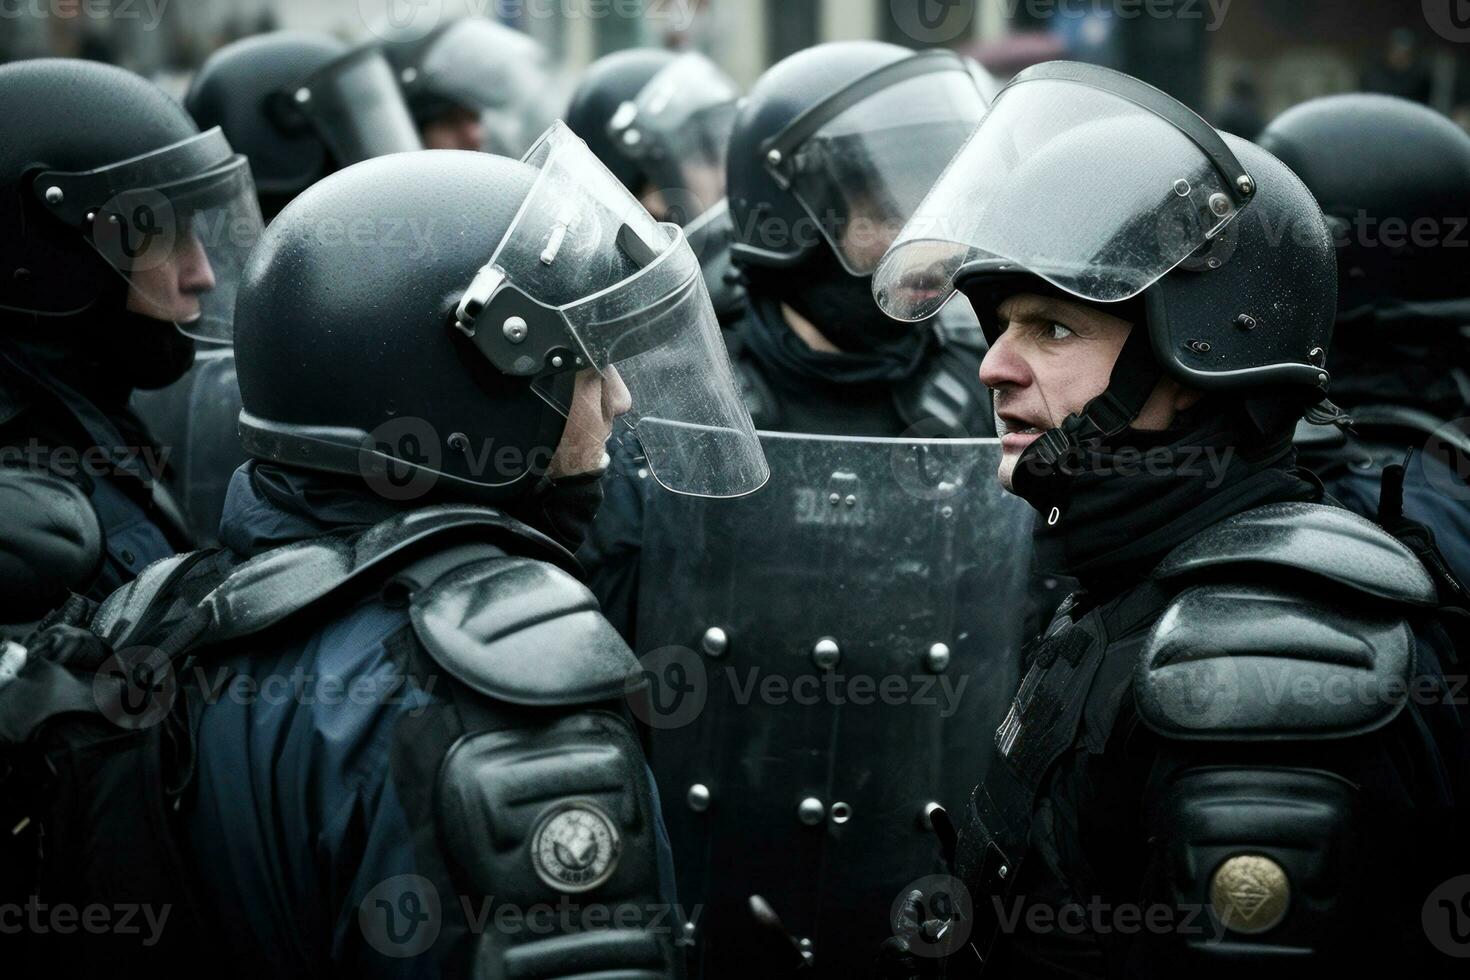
565 48 745 322
1258 94 1470 587
0 58 262 628
379 17 560 155
184 30 423 221
2 130 765 976
581 41 997 640
132 32 424 546
874 63 1466 973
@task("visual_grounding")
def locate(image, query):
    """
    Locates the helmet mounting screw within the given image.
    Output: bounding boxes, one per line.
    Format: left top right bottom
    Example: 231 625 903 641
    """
766 149 783 168
1208 193 1231 217
502 316 528 344
44 186 63 205
550 354 565 369
1236 175 1254 195
447 432 470 453
1187 340 1212 354
1234 313 1257 331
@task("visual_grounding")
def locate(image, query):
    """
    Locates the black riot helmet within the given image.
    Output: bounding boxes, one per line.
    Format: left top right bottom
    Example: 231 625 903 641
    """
876 62 1337 470
186 32 422 221
729 41 989 276
0 58 263 346
379 18 559 156
234 127 767 506
1258 94 1470 315
569 49 739 227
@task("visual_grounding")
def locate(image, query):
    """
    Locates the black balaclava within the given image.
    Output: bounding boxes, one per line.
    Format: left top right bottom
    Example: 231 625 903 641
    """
1021 403 1318 592
740 243 935 387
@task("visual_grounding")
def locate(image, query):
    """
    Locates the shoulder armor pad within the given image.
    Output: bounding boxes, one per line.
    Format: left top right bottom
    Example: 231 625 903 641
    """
200 505 575 645
0 466 103 622
1153 501 1436 606
1136 581 1415 741
92 551 196 644
410 556 637 708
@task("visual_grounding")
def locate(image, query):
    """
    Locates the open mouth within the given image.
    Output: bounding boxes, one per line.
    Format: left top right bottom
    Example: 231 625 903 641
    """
995 411 1047 452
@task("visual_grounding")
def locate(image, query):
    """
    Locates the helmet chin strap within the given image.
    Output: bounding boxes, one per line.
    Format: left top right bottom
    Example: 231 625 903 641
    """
1011 323 1162 513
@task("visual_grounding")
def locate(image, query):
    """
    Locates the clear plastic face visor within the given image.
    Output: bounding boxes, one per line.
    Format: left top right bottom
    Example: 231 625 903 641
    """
608 53 740 225
458 123 768 499
874 74 1247 322
36 128 265 343
419 18 560 157
765 54 989 277
294 46 423 165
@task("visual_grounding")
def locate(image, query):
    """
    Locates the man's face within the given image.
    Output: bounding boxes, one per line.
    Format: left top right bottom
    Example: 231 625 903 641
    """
421 106 485 151
125 222 216 325
547 366 634 479
980 290 1190 492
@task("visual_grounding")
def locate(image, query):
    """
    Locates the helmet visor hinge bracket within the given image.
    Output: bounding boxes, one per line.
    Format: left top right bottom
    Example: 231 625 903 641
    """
454 266 583 379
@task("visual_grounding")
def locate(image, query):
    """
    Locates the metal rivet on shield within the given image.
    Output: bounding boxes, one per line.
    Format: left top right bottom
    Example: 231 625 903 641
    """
1208 192 1232 217
811 637 841 670
1205 257 1222 269
1188 340 1212 354
827 492 841 505
924 642 952 674
447 432 470 454
502 317 528 344
1234 313 1257 331
550 355 565 368
798 797 825 826
766 149 783 167
700 626 729 658
687 784 711 812
829 801 852 825
920 801 942 831
44 186 64 206
294 87 311 104
843 494 857 508
1172 179 1190 197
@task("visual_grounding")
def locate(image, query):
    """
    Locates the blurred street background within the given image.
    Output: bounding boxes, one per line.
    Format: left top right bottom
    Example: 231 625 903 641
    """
3 0 1469 134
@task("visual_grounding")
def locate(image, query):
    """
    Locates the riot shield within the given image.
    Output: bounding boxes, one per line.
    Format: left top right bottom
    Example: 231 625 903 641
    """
131 345 245 545
635 432 1034 977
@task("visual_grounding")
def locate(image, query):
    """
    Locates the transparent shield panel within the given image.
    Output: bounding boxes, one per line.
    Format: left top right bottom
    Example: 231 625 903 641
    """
298 48 422 165
493 124 766 497
80 132 264 343
786 68 987 276
875 76 1241 321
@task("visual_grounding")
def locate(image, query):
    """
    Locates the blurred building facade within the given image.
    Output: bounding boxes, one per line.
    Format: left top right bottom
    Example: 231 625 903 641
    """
2 0 1468 127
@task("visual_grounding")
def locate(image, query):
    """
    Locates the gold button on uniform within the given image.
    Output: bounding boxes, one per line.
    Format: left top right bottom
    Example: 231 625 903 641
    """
1209 854 1291 934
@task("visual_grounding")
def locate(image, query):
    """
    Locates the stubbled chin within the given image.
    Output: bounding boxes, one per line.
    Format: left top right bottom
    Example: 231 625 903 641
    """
997 454 1017 492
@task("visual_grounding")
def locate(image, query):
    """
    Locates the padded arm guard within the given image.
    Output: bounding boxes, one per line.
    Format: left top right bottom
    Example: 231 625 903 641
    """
0 466 102 625
1132 503 1436 964
408 553 682 979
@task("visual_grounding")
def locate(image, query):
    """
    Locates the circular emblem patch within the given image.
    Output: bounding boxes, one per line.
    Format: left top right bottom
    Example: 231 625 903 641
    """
1210 854 1290 935
531 800 622 893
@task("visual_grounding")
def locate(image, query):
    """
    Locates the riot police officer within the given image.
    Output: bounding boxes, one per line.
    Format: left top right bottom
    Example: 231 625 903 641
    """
873 63 1467 973
581 41 998 639
1 130 765 976
1258 94 1470 587
133 32 423 547
0 58 262 627
379 17 559 155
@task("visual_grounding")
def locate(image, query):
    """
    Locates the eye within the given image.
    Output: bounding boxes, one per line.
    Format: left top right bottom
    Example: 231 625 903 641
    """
1047 322 1075 341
